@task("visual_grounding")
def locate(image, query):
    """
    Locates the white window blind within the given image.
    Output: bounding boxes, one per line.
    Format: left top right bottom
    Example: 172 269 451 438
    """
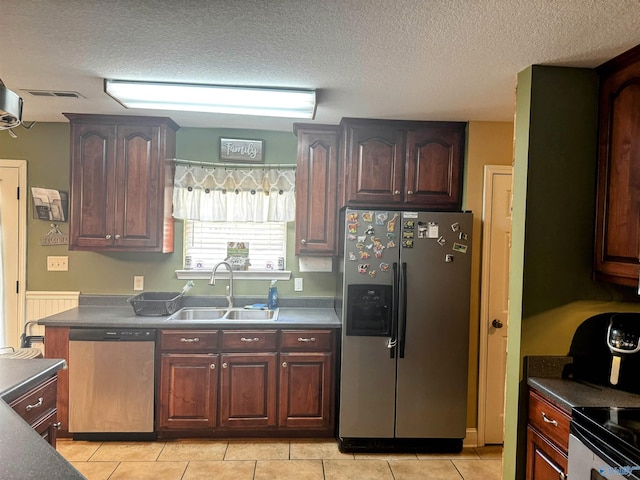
184 220 286 271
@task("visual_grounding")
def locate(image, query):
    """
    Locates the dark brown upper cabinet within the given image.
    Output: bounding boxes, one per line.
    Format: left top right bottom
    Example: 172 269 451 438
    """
594 44 640 287
65 114 178 252
293 124 339 256
340 118 466 210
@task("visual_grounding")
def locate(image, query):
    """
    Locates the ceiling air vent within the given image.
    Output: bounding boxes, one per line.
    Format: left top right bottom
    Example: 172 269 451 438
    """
23 89 85 99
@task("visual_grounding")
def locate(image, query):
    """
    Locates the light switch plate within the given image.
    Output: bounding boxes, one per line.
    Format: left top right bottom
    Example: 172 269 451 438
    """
47 256 68 271
294 277 303 292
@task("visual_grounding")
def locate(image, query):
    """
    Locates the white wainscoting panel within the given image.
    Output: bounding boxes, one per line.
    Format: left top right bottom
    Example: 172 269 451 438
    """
24 291 80 352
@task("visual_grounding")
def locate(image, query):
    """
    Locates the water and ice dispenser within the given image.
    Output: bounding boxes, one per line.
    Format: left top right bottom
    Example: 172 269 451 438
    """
345 284 392 336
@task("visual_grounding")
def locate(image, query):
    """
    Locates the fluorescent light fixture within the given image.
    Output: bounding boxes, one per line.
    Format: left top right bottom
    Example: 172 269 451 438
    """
104 79 316 119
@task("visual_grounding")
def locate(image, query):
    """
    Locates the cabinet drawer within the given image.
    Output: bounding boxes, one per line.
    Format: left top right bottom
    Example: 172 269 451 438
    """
280 330 334 351
222 330 277 351
528 390 570 452
160 330 219 352
10 376 57 426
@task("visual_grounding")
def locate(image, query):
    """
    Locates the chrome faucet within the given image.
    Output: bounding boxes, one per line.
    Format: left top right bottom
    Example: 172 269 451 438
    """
209 261 234 308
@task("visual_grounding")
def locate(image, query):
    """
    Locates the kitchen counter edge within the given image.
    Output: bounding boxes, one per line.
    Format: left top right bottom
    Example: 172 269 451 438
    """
527 377 640 412
0 358 85 480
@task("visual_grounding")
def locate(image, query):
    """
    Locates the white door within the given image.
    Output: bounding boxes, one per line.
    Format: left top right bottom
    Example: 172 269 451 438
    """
478 165 512 445
0 161 27 348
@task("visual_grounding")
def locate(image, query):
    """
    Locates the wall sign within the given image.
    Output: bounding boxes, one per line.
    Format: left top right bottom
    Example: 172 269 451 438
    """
219 138 264 163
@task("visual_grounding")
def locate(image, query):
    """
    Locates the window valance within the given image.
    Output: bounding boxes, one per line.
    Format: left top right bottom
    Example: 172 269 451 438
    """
172 164 296 222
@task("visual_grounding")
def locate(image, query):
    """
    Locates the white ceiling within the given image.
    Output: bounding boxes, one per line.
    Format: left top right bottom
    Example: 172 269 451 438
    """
2 0 639 132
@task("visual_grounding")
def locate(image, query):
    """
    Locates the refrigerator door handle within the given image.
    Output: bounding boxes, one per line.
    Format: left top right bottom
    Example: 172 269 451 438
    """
388 262 400 358
399 262 408 358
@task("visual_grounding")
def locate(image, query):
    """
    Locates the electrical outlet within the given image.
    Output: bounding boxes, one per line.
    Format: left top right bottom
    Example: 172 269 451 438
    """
294 277 303 292
133 275 144 291
47 256 68 271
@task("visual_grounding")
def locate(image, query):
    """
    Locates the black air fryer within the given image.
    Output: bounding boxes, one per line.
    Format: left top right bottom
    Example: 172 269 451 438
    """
566 312 640 394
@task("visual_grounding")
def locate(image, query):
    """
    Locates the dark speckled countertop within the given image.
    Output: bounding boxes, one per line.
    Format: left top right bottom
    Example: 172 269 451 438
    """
0 358 85 480
526 355 640 411
38 297 341 329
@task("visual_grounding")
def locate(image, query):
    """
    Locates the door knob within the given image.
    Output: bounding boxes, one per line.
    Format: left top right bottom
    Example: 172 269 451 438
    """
492 319 503 329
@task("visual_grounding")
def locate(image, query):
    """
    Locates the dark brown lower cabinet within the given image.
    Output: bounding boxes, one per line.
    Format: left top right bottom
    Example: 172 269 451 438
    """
155 328 337 437
526 389 569 480
278 352 332 429
158 353 218 430
10 375 60 448
219 353 277 428
526 426 568 480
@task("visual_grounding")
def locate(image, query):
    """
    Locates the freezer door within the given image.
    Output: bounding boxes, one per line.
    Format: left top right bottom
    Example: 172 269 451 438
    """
395 211 472 438
339 336 397 438
339 208 399 438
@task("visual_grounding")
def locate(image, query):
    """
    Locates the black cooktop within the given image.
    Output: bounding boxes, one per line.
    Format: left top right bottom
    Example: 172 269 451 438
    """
572 406 640 477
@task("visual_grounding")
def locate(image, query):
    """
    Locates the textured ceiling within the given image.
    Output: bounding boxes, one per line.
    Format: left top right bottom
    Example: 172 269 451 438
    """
1 0 639 132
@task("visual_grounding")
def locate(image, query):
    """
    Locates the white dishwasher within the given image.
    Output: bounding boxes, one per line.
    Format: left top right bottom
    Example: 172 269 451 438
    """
68 328 156 440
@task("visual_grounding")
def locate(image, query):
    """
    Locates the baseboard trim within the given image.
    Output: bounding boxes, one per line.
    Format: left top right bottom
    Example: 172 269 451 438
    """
463 428 478 448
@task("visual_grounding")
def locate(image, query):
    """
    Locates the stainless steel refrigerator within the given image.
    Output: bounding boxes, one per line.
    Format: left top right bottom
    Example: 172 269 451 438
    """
336 208 472 453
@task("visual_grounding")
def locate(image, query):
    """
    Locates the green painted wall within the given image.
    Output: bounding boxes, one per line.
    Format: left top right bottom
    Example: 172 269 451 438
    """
0 123 336 297
504 65 640 480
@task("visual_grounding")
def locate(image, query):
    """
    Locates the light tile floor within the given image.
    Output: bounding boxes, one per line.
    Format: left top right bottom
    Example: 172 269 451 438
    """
57 438 503 480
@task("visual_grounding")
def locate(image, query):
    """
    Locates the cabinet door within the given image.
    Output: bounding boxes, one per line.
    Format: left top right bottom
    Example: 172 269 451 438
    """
114 124 163 249
69 122 117 249
278 352 332 430
343 121 405 205
158 354 218 430
32 410 59 448
405 123 465 209
219 353 277 428
294 125 339 255
595 51 640 287
526 427 567 480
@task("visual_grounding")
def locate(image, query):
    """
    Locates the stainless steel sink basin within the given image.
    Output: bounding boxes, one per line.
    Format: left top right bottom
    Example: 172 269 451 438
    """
168 307 228 321
224 308 278 320
167 307 278 322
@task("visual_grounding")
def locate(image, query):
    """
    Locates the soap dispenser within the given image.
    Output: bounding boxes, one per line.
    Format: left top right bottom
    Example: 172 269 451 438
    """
267 280 278 310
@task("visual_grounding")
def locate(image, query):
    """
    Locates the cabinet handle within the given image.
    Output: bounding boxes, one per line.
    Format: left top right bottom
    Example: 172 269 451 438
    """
394 190 401 195
115 234 121 239
282 361 287 368
105 234 111 240
222 362 228 368
25 397 43 411
297 337 316 343
541 412 558 427
241 337 260 342
210 363 216 369
53 422 62 430
180 337 200 343
301 239 307 245
407 190 414 195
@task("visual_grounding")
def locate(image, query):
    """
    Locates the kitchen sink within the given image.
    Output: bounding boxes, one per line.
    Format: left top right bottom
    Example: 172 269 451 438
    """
167 307 278 322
